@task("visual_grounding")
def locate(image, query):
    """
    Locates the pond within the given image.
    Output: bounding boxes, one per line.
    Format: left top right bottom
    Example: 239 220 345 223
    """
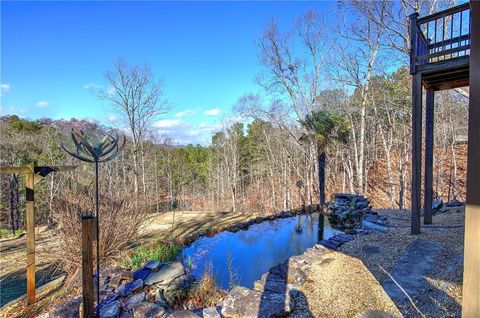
182 212 340 290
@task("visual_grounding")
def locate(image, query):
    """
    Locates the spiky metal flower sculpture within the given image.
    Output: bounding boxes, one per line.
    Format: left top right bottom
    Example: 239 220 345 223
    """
61 129 125 316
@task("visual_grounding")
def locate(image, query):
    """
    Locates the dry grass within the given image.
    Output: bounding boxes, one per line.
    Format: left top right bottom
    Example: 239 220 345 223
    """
183 267 228 309
50 189 146 278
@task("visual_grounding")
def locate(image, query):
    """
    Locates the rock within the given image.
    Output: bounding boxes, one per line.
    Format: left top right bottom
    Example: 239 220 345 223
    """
133 268 150 281
144 261 184 286
319 239 340 250
125 292 145 309
287 266 307 285
432 199 444 211
203 307 221 318
336 233 354 242
49 295 82 318
239 222 249 230
132 301 165 318
269 262 288 279
99 300 121 318
229 225 240 232
355 200 369 209
154 288 168 307
446 199 464 207
166 273 195 290
119 311 133 318
361 220 387 232
118 279 143 297
107 268 134 288
221 286 294 318
167 310 201 318
99 292 119 307
144 261 162 272
364 214 379 223
255 279 287 294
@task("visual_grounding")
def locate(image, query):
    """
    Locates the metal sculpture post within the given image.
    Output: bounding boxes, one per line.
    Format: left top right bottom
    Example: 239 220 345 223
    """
61 129 125 316
0 161 76 305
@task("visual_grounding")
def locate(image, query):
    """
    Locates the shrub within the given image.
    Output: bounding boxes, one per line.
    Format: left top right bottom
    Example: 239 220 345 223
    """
122 242 181 269
183 266 227 309
49 189 146 278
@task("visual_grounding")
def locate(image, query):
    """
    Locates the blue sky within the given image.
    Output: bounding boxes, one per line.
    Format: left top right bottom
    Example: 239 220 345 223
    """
1 1 335 144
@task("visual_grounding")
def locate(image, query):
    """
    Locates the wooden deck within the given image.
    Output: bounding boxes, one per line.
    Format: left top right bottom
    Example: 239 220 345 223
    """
410 2 470 90
410 2 479 316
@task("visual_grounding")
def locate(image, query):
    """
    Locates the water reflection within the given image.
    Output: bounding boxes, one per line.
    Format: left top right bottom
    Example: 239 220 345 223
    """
182 212 339 290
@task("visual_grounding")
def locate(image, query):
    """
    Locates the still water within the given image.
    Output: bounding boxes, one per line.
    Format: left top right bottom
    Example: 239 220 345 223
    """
182 212 339 290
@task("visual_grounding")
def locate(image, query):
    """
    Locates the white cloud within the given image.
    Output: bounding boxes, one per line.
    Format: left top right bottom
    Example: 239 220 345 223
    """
0 83 12 96
154 118 182 129
83 83 103 90
19 108 28 114
36 100 49 108
175 110 196 118
204 108 220 116
107 114 117 122
199 122 207 129
107 86 116 96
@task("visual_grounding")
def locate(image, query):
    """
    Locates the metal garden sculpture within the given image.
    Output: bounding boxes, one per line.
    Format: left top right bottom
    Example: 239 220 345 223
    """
61 129 125 315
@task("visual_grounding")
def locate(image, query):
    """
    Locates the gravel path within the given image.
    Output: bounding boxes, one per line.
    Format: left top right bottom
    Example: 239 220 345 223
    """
336 207 464 318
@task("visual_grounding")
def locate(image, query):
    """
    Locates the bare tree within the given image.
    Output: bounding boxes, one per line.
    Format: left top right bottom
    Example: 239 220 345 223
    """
101 60 168 197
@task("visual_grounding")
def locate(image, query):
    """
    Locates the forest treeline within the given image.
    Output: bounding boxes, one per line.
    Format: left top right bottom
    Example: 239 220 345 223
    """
0 0 469 234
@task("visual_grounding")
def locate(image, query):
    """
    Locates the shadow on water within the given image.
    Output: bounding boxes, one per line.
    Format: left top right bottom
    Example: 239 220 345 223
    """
255 216 327 318
257 270 314 318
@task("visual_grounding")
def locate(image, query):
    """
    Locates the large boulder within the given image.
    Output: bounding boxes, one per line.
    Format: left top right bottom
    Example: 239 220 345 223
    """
144 261 184 286
221 286 294 318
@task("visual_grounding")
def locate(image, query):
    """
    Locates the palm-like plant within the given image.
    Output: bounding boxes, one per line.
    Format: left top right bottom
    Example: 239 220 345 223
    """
300 110 349 205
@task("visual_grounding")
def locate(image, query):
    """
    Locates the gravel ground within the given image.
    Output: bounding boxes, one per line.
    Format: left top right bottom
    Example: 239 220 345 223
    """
297 251 402 318
336 207 464 318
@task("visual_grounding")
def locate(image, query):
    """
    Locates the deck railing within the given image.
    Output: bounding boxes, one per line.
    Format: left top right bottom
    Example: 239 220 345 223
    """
410 2 471 74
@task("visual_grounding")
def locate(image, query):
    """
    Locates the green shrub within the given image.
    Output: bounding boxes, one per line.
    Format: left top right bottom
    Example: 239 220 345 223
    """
123 242 181 269
0 229 25 239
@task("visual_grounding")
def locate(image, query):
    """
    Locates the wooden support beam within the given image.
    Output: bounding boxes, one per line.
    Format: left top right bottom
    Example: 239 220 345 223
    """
25 165 35 305
462 2 480 316
0 166 32 174
424 89 435 225
81 214 95 318
411 73 423 235
0 162 76 306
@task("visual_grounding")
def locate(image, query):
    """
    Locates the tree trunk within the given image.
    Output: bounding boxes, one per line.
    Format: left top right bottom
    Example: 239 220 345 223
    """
318 150 326 205
9 175 17 235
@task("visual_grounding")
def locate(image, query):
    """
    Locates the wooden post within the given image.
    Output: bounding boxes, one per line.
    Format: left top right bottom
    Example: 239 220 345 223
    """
81 214 95 318
0 163 76 306
462 2 480 316
424 89 435 225
25 162 36 305
409 12 419 75
411 73 423 235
